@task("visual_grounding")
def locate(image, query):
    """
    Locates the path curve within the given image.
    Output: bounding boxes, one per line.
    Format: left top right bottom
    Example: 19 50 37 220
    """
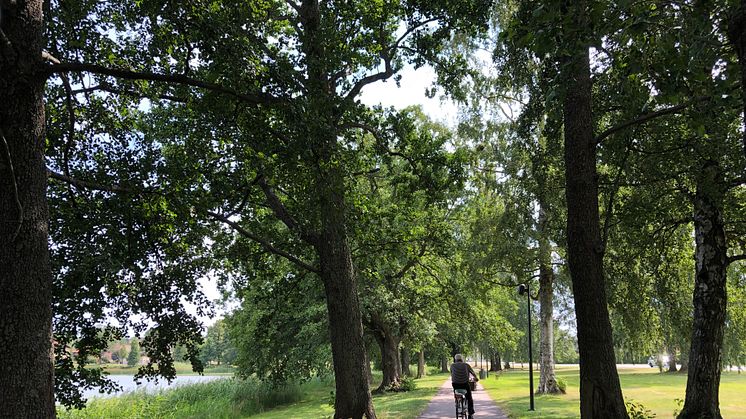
417 377 507 419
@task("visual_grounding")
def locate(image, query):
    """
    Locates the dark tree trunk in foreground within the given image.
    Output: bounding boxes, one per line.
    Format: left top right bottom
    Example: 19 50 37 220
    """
417 350 426 378
302 0 375 415
401 348 411 377
0 0 56 417
561 2 628 416
317 212 376 417
372 323 401 392
679 162 728 419
537 205 562 394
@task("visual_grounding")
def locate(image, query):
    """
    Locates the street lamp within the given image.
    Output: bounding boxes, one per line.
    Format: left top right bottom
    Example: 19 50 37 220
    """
518 283 535 411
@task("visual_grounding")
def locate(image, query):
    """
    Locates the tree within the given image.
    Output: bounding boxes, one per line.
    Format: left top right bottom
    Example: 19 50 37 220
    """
127 338 141 367
0 1 55 416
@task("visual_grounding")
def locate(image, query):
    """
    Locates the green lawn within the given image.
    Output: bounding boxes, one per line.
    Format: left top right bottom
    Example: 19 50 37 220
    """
252 372 447 419
480 367 746 419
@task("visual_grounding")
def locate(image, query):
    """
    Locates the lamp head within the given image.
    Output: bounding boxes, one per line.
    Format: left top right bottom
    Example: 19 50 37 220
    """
518 284 528 295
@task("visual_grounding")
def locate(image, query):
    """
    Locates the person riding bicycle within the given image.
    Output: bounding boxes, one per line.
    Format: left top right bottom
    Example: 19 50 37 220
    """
451 354 478 418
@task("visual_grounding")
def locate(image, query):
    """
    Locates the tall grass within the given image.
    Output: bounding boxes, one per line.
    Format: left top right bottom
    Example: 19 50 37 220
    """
57 378 302 419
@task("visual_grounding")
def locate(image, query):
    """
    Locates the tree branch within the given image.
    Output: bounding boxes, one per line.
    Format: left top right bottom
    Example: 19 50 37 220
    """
46 62 280 106
595 96 710 144
207 211 319 273
71 84 188 103
344 50 394 101
48 168 141 194
257 175 318 245
727 254 746 265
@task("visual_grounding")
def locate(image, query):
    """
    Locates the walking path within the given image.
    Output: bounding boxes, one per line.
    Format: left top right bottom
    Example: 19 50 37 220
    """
418 377 508 419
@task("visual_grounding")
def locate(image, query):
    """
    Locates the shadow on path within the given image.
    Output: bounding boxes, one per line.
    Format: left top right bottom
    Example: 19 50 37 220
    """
418 377 507 419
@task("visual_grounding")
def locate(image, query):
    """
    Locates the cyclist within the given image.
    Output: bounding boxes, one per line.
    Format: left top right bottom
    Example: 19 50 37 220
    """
451 354 478 418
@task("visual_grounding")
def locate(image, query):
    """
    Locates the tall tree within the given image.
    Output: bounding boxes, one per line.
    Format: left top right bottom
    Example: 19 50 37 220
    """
559 0 628 415
0 0 55 416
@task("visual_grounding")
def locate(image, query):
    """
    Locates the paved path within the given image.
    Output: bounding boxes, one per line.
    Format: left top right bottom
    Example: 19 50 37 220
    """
418 378 507 419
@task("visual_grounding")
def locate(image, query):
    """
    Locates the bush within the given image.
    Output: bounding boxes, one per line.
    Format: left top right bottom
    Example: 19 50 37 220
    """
626 400 656 419
398 376 417 392
556 377 567 393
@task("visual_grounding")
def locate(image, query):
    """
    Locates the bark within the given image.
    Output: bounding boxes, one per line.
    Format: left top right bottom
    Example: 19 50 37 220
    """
496 352 502 371
401 348 412 377
317 212 375 417
679 162 728 419
561 2 628 416
0 1 56 417
537 204 562 394
301 1 375 416
440 357 449 373
372 323 401 392
417 350 425 378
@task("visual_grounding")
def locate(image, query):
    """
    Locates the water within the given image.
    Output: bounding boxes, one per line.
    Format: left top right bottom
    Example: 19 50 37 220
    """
81 375 229 400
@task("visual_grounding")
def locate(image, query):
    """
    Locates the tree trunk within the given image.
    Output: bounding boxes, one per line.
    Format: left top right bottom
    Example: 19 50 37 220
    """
441 357 449 373
417 350 425 378
561 2 628 416
372 323 401 392
0 1 56 417
401 347 412 377
496 352 502 371
668 346 678 373
317 221 376 417
679 162 728 419
301 0 375 415
537 204 562 394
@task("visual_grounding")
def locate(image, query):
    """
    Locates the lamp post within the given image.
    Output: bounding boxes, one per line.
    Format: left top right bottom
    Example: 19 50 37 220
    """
518 283 535 411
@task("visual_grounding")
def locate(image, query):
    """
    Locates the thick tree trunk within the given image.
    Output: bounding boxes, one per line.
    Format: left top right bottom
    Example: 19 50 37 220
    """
561 2 628 416
301 0 375 415
441 357 449 373
496 352 502 371
401 347 412 377
679 162 728 419
537 205 562 394
417 350 425 378
317 222 376 417
0 1 56 417
373 327 401 392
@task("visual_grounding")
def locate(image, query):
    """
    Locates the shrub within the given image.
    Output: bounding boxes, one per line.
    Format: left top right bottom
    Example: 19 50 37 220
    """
398 376 417 392
626 400 656 419
556 377 567 393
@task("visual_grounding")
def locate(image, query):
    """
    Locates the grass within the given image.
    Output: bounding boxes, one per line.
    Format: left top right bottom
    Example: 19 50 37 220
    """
58 368 447 418
252 372 448 419
480 366 746 419
57 377 303 419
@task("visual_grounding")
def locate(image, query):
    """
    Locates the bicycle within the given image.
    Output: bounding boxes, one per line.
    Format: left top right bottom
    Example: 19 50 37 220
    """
453 388 468 419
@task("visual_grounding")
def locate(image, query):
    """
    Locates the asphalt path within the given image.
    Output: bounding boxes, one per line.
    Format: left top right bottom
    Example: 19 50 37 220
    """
418 377 507 419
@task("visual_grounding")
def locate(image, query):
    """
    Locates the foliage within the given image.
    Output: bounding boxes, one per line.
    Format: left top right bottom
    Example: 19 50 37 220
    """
127 338 141 368
199 320 236 367
625 400 656 419
398 376 418 392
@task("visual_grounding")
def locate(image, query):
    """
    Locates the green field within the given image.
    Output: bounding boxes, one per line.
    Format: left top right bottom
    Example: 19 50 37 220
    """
480 367 746 419
98 362 235 376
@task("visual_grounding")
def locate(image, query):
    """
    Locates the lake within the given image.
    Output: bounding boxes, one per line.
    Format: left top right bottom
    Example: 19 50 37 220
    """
81 375 229 400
